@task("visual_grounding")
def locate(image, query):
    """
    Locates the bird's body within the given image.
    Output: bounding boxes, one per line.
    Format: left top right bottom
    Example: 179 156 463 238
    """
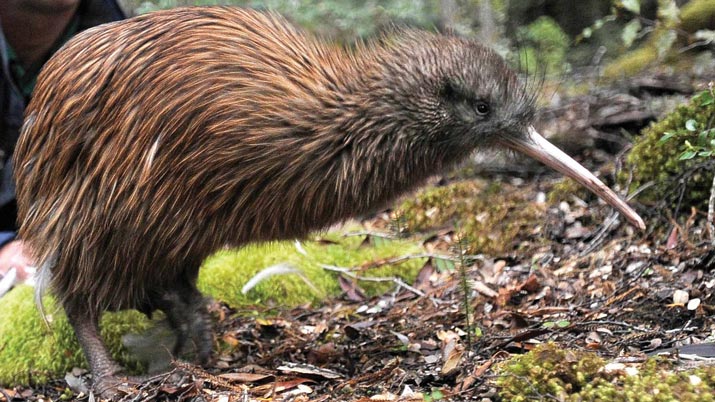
14 6 643 397
18 7 523 316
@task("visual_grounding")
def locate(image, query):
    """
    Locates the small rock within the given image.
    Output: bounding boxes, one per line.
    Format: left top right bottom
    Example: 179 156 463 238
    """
602 362 625 373
687 298 701 311
673 290 689 305
565 222 590 239
535 192 546 204
589 265 612 279
625 261 646 274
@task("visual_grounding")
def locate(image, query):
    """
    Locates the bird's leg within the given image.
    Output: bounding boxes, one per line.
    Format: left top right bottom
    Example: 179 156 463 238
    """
154 291 190 358
65 308 126 398
155 284 212 365
184 287 212 365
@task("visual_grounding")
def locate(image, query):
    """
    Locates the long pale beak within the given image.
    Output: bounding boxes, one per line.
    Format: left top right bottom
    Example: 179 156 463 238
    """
498 126 646 231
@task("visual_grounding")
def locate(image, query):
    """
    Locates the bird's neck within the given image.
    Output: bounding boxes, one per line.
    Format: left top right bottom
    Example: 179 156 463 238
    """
218 46 455 243
284 73 447 229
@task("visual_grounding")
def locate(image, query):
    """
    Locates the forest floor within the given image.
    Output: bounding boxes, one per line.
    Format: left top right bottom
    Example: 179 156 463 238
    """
3 72 715 401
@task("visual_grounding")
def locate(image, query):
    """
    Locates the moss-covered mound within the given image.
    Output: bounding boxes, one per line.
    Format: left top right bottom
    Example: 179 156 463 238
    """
626 90 715 209
497 343 715 401
200 232 424 308
397 180 545 255
0 286 152 385
0 233 422 386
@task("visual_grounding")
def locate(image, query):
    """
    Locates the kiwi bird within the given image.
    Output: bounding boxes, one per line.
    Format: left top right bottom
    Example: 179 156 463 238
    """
13 6 645 397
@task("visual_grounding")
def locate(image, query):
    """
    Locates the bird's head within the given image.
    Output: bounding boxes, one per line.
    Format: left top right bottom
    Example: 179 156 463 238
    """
376 32 645 230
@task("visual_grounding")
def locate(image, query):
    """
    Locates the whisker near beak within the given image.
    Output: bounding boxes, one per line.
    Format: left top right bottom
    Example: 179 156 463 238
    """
498 126 646 231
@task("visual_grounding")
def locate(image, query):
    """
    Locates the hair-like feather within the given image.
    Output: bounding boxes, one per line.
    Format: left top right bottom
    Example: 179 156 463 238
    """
15 7 535 319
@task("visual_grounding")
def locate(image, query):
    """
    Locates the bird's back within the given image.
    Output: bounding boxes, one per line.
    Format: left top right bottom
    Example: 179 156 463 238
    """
14 7 361 314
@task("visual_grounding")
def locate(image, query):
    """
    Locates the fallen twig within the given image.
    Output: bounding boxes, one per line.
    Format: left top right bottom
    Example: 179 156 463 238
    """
319 262 443 306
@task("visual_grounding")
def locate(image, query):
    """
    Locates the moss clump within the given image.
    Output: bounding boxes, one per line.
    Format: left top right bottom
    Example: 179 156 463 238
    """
0 233 423 386
398 181 487 232
547 177 591 204
199 233 423 308
680 0 715 33
0 286 151 385
517 16 570 76
626 90 715 208
497 343 606 401
397 181 545 255
497 343 715 401
602 45 659 80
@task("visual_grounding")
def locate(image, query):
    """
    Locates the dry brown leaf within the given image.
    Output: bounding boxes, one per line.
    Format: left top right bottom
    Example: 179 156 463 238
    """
218 372 274 383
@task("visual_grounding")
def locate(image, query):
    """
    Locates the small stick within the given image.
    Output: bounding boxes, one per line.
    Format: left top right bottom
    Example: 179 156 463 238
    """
320 263 447 308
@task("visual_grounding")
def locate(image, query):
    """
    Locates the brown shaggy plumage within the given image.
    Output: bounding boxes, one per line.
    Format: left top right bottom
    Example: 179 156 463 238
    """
14 6 535 394
17 7 532 316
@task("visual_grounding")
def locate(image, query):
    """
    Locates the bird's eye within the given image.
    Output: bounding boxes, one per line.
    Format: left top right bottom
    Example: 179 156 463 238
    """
475 102 490 116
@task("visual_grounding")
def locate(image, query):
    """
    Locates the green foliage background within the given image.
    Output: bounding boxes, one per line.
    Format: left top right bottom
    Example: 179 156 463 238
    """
122 0 443 40
116 0 715 78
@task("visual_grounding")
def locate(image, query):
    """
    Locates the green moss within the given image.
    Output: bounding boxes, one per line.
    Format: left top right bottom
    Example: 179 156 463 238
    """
602 46 658 80
680 0 715 33
497 343 607 401
603 0 715 80
0 286 151 385
626 90 715 209
0 233 423 386
199 233 423 308
497 343 715 401
397 181 544 255
601 28 680 80
547 177 590 204
398 181 486 232
517 16 570 76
